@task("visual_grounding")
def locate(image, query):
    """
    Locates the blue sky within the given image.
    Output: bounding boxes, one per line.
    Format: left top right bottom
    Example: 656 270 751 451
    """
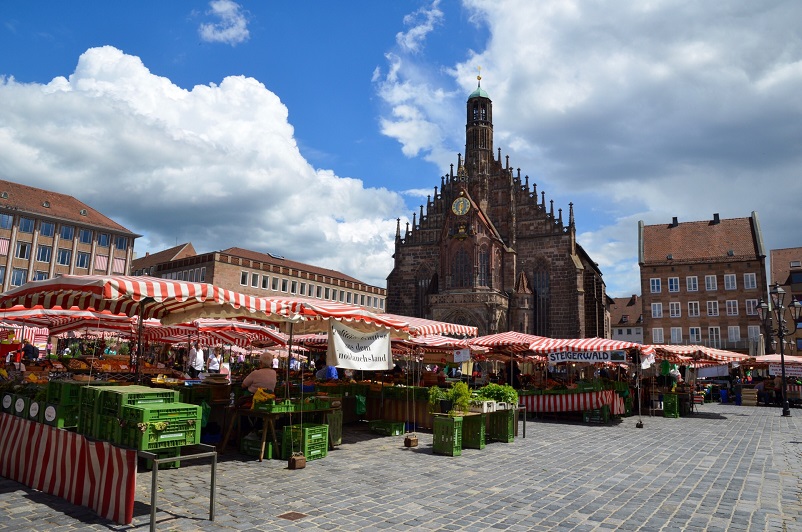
2 0 801 298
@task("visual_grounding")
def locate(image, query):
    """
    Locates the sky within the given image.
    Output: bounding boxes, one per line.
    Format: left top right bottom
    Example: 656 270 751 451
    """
1 0 801 298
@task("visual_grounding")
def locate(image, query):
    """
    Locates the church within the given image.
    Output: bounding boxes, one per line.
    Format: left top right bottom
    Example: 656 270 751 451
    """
386 78 609 338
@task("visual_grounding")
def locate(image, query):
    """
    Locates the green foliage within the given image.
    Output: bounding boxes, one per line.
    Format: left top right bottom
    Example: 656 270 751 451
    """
447 382 471 416
118 343 130 356
475 383 518 405
427 386 447 413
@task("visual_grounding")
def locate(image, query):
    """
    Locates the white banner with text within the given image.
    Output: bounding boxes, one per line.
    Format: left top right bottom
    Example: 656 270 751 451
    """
548 350 628 364
327 321 393 371
769 363 802 377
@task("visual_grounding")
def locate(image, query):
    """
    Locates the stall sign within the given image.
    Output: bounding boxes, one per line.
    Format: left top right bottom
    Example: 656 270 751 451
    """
327 321 392 371
548 350 627 364
769 363 802 377
453 348 471 363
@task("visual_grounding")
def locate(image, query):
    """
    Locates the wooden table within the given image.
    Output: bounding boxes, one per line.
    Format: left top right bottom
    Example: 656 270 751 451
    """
219 406 338 462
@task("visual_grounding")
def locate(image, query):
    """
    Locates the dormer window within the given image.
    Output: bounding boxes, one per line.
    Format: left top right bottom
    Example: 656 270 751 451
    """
621 315 629 323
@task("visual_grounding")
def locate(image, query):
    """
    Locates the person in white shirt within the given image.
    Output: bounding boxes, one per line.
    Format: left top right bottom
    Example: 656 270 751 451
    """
272 356 280 369
207 348 221 374
188 341 205 378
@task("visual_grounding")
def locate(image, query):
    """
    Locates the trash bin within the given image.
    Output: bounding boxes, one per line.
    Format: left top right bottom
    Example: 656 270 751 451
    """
720 389 728 404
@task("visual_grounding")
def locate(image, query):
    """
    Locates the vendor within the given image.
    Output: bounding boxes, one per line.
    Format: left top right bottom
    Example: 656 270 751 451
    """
314 358 338 381
242 355 277 393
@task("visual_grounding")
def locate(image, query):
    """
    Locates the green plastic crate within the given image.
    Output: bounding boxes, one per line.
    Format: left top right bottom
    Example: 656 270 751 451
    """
143 447 181 470
281 423 329 461
487 409 515 443
663 394 679 418
433 416 462 456
180 384 212 405
121 403 201 424
77 407 97 436
27 400 45 423
326 409 343 446
240 432 273 459
253 400 294 413
461 413 486 450
583 405 610 424
99 387 180 417
117 418 201 450
42 404 79 428
369 419 405 436
12 395 29 418
95 414 123 442
1 392 14 413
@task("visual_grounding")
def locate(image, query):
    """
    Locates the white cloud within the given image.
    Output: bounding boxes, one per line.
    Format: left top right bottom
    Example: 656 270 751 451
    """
0 46 407 287
198 0 250 46
376 0 802 297
396 0 444 53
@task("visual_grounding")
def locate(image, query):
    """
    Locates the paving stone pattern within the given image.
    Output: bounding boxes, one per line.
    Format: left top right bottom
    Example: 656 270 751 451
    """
0 404 800 531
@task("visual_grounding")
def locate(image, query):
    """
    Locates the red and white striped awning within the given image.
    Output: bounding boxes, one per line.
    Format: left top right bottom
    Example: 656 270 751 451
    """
0 275 301 325
378 313 477 338
650 344 748 363
469 331 553 353
259 296 410 335
529 337 655 356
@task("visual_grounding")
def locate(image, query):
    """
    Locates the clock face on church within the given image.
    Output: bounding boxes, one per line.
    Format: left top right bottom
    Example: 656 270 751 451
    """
452 197 470 216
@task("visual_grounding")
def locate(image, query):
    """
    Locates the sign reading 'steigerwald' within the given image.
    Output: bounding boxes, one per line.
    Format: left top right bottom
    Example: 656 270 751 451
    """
547 350 627 364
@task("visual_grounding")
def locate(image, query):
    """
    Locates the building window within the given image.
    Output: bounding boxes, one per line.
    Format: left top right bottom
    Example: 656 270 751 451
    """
532 268 550 337
346 292 351 303
60 225 75 240
652 328 664 343
744 272 757 290
0 266 5 282
316 286 322 298
272 277 279 290
651 303 663 318
339 290 345 302
324 287 330 299
0 214 12 229
40 221 55 237
745 299 758 316
76 251 90 269
668 277 679 293
10 268 27 286
478 248 490 287
689 327 701 343
240 271 248 285
686 276 698 292
251 273 259 287
19 217 34 233
669 302 681 318
728 326 741 343
200 267 206 282
650 278 661 293
33 271 48 281
291 281 298 294
626 328 632 335
300 282 306 295
452 249 472 288
708 327 721 348
57 248 71 266
747 325 761 340
707 301 719 316
705 275 717 291
262 276 270 289
15 241 31 259
281 279 288 292
688 301 700 317
97 233 110 247
36 245 52 263
670 327 682 344
724 274 736 290
114 236 128 250
360 294 365 306
726 300 738 316
79 229 92 244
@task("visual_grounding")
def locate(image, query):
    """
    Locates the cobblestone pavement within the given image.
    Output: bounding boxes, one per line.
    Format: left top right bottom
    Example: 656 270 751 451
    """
1 403 800 531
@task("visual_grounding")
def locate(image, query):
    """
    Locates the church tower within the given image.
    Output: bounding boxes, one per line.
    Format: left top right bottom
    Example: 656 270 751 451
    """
464 72 494 208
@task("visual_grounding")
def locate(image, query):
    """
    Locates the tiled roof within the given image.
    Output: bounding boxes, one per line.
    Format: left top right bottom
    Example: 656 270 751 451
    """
132 242 196 272
220 247 371 287
642 215 759 265
609 295 643 326
770 247 802 286
0 179 136 234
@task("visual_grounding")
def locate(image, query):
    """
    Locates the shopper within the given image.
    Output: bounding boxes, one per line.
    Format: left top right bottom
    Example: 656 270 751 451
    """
207 348 221 374
242 356 277 393
187 341 204 379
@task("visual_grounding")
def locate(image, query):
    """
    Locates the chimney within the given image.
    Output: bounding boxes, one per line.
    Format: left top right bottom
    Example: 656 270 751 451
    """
670 216 678 227
629 294 638 305
712 213 720 224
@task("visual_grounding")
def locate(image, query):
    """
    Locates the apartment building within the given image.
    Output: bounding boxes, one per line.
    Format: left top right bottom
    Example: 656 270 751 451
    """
610 294 644 344
131 245 386 312
0 179 139 291
769 247 802 353
638 212 768 352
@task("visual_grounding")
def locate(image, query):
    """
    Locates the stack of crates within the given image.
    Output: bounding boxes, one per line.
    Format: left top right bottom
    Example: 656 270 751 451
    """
116 402 201 451
433 416 462 456
43 380 113 429
281 423 329 461
487 409 515 443
461 413 486 449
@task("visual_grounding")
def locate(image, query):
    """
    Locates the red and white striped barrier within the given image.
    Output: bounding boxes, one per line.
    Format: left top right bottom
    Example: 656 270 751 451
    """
0 413 137 524
519 390 626 416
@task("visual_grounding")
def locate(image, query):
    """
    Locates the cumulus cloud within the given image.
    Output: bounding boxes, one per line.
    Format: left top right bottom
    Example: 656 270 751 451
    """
375 0 802 296
198 0 250 45
0 46 406 287
396 0 444 53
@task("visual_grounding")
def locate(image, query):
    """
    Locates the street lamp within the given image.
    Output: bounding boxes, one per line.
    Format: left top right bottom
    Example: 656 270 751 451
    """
757 283 802 417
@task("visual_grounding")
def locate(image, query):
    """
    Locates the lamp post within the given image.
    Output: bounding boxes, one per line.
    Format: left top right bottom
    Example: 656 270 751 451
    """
757 283 802 417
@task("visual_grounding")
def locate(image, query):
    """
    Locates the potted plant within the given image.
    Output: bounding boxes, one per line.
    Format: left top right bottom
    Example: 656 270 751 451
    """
447 382 471 416
427 386 449 414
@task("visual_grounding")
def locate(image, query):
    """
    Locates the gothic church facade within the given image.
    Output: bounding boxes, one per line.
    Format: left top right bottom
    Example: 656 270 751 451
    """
386 81 608 338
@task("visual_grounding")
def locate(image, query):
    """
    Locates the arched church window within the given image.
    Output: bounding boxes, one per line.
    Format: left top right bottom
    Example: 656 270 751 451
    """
480 105 487 120
478 247 490 287
472 105 479 121
532 268 550 336
451 249 472 289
